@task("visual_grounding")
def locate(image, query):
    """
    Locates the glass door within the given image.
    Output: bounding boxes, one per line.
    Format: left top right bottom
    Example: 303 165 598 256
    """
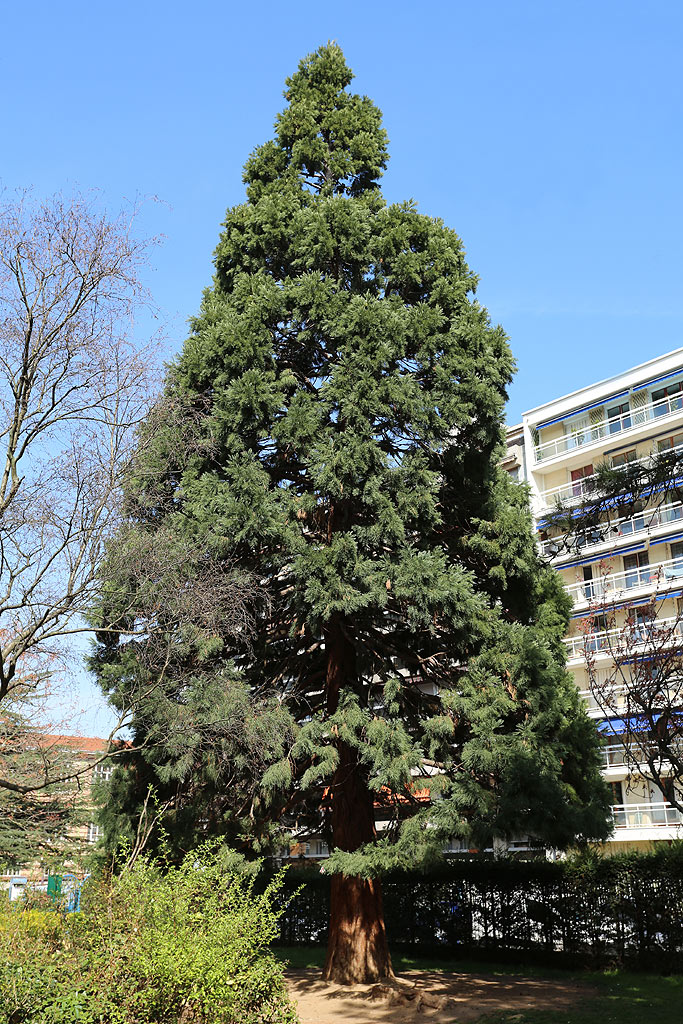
624 551 649 589
571 464 594 498
607 401 631 434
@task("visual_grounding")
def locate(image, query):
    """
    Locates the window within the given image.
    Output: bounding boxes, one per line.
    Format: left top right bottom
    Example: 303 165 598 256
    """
620 506 646 536
581 610 610 651
631 605 654 641
611 449 637 468
657 777 676 805
507 466 520 482
584 612 609 650
574 525 603 549
92 762 113 783
671 542 683 576
624 551 649 589
582 565 595 600
657 431 683 452
653 381 683 417
565 414 591 449
591 612 609 632
609 781 623 806
662 503 683 526
87 823 103 844
571 464 594 497
607 401 631 434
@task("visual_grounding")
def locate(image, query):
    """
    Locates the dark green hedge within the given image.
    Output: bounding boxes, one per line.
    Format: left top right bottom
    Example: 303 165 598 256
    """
274 848 683 971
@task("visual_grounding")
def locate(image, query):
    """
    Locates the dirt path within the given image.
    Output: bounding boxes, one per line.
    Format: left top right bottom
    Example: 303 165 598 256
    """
286 967 596 1023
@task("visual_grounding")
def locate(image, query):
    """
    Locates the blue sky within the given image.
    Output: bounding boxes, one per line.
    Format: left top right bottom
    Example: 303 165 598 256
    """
3 0 683 731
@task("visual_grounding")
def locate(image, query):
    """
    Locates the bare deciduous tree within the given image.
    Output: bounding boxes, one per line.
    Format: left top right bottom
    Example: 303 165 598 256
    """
0 190 262 835
0 188 160 790
544 447 683 817
581 588 683 814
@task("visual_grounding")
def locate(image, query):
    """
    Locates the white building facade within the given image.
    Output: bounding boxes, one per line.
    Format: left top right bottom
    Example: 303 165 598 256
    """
510 347 683 850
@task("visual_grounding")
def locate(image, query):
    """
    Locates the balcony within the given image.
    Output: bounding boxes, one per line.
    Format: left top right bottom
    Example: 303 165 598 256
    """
539 469 603 510
534 392 683 464
566 556 683 606
537 442 683 511
601 742 683 768
612 802 683 828
563 615 683 660
577 671 683 721
578 683 627 717
539 500 683 559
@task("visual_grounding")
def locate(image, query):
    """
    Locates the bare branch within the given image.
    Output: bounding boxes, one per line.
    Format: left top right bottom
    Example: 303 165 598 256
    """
0 188 161 712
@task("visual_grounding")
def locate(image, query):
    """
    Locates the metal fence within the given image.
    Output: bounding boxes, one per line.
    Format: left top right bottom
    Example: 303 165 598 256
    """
274 859 683 970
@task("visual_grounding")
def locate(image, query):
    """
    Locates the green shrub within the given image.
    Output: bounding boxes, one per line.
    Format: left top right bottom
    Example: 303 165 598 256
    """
0 845 298 1024
0 909 63 938
275 846 683 970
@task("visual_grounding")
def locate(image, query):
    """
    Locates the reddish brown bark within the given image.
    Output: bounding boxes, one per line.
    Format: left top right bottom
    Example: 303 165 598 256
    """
322 618 394 984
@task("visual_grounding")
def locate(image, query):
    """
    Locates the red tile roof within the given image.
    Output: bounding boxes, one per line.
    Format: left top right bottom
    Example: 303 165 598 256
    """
39 735 108 753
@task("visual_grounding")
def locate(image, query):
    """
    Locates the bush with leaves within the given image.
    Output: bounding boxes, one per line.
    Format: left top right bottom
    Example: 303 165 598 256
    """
0 844 298 1024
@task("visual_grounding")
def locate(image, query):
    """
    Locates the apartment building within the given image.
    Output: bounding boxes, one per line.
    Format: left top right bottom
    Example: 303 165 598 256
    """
44 735 112 850
1 735 111 883
509 347 683 850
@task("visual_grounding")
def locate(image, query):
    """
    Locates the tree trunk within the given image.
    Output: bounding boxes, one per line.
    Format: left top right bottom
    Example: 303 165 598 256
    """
322 618 394 984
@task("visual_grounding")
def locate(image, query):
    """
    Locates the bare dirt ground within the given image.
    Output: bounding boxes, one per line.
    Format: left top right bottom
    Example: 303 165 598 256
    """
286 967 596 1023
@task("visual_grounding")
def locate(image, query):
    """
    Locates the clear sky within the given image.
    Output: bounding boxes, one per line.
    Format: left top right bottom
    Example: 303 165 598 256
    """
3 0 683 732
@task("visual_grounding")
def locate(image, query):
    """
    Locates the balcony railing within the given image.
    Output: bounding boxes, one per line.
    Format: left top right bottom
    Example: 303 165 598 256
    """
603 743 634 767
602 741 683 765
578 674 683 718
566 556 683 604
534 392 683 463
578 677 627 705
539 470 603 509
538 442 683 510
563 615 683 659
612 801 683 828
539 500 683 558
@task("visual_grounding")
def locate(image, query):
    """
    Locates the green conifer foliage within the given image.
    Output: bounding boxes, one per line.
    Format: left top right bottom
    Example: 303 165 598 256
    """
92 44 610 983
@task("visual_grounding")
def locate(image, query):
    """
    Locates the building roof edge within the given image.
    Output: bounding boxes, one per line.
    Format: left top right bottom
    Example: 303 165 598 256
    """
522 345 683 421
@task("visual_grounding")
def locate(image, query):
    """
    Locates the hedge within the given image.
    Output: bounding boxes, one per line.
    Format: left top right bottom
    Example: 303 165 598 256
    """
274 847 683 970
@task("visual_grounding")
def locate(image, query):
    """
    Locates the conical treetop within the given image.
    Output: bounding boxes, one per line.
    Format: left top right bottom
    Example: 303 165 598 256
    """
244 43 389 199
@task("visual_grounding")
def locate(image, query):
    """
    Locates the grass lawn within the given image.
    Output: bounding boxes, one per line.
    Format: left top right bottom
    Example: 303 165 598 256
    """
276 946 683 1024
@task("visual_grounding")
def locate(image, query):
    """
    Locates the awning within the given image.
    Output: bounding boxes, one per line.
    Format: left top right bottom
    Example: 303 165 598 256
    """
538 392 629 429
536 367 683 430
652 530 683 546
571 591 682 620
633 368 683 393
598 714 661 735
603 425 683 457
560 541 646 569
603 589 683 613
539 476 683 527
551 528 683 568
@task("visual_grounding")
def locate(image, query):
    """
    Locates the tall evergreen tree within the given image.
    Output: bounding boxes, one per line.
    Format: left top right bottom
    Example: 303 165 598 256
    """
92 44 610 984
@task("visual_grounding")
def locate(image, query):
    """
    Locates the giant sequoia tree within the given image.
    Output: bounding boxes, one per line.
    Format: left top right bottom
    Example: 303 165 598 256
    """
93 45 610 984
